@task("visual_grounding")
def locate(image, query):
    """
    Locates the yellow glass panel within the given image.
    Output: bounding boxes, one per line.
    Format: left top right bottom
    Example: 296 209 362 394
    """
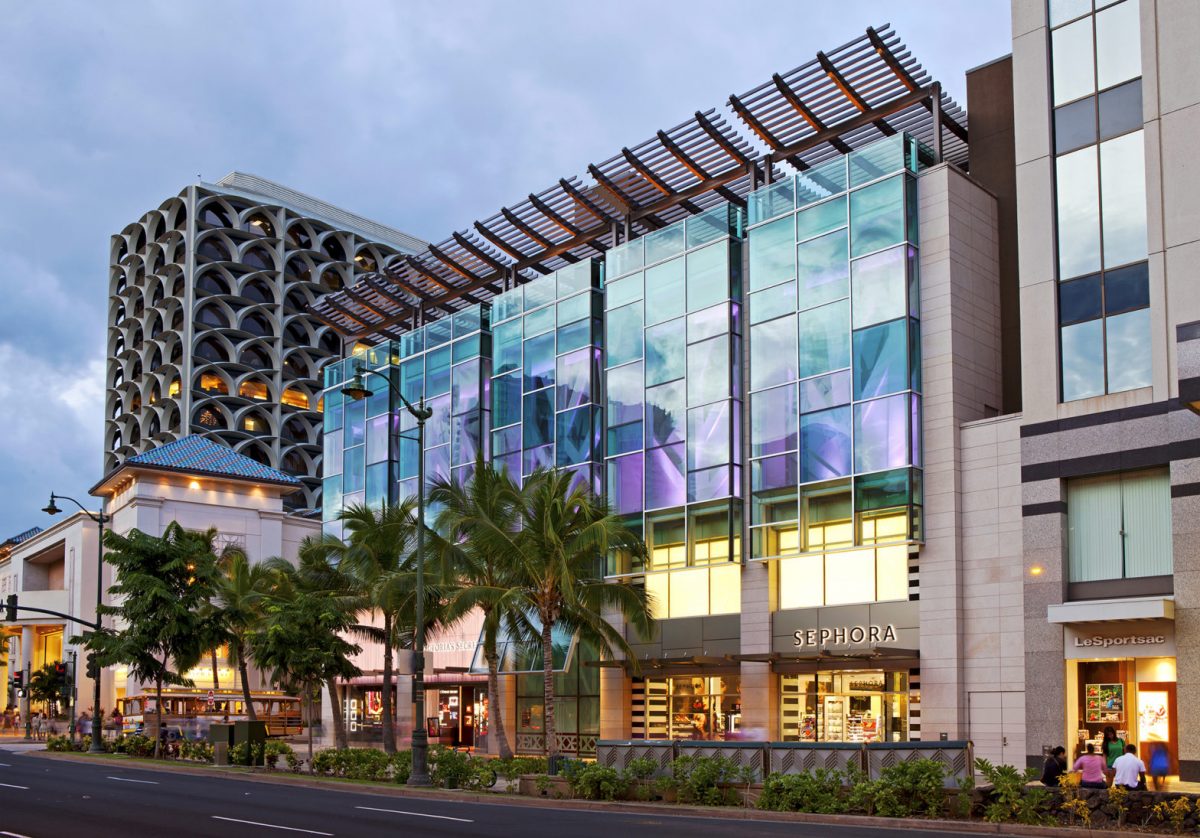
646 572 669 621
824 549 874 605
778 527 800 555
824 522 853 548
807 524 825 550
668 567 709 618
732 534 741 561
281 387 308 409
778 553 824 610
709 564 741 615
875 545 909 601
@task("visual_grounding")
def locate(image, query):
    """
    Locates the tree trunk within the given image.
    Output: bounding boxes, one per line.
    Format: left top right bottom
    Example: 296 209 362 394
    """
381 612 396 754
541 619 557 761
237 640 257 722
329 680 348 750
485 649 513 760
210 648 220 691
154 668 165 760
306 686 314 773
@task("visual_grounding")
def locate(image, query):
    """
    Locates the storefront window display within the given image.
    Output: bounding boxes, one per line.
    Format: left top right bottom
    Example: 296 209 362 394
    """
1066 656 1178 771
634 675 742 740
516 645 600 756
780 670 908 743
344 687 384 740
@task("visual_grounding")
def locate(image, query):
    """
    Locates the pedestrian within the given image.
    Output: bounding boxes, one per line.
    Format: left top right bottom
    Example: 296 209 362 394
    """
1041 746 1067 787
1073 743 1109 789
1112 743 1146 790
32 712 42 741
1150 742 1170 791
1102 726 1125 771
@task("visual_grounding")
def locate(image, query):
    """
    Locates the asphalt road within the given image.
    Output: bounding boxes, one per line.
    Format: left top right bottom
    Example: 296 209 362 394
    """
0 745 998 838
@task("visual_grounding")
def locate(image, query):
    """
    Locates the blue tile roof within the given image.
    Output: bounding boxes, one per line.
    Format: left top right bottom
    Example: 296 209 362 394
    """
124 435 301 485
2 526 43 548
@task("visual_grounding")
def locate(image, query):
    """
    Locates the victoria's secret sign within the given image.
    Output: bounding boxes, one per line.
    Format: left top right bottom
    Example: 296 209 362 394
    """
793 624 898 648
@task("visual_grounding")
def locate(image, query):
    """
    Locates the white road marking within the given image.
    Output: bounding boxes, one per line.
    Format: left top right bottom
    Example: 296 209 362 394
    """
211 816 333 836
1 830 34 838
0 782 29 790
0 762 11 766
355 805 474 823
106 775 159 785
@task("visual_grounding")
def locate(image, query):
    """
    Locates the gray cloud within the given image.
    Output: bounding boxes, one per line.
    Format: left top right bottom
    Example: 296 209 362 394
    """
0 0 1010 537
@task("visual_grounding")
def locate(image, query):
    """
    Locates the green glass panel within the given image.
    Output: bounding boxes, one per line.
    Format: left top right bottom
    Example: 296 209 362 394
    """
687 335 729 406
492 371 522 427
855 468 912 511
748 215 795 291
606 238 644 279
606 272 643 309
425 346 451 396
342 446 365 494
365 462 389 507
750 315 798 391
687 204 735 248
644 222 686 264
750 280 796 325
851 245 909 329
645 258 685 325
524 275 556 311
848 135 905 187
853 318 909 400
557 291 591 326
645 317 686 386
797 228 849 310
798 299 850 378
400 358 423 402
686 241 729 312
493 319 522 376
557 261 594 296
748 179 795 225
524 305 555 336
452 333 480 363
556 318 594 353
795 156 848 208
605 302 643 367
850 175 905 258
796 195 847 242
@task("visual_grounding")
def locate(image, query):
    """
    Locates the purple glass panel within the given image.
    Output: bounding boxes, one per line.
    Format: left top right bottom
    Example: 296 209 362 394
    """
645 443 686 509
853 394 910 473
366 414 391 464
799 406 852 482
687 402 730 471
750 386 798 457
424 444 450 486
732 464 742 498
493 425 521 455
751 453 798 491
687 303 727 343
749 316 797 391
398 477 418 501
730 301 741 337
607 454 644 514
606 362 643 425
556 348 592 411
800 370 852 412
452 463 475 488
425 393 451 447
523 443 554 476
687 334 730 406
452 359 480 414
911 394 922 468
565 465 594 496
523 332 555 392
688 465 730 503
495 452 521 480
645 380 685 447
453 411 481 466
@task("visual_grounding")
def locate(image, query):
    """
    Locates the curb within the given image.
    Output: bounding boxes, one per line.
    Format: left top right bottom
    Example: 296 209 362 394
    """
31 751 1132 836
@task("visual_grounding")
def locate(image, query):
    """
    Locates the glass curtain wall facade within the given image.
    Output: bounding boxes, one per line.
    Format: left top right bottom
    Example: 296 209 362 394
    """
603 204 745 620
1049 0 1150 401
745 135 922 610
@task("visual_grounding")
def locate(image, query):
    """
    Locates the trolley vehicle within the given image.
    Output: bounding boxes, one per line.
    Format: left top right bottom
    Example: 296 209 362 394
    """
116 688 302 739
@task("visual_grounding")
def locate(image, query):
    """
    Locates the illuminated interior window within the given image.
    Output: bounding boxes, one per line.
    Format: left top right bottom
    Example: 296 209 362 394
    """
281 387 309 409
351 341 371 356
859 510 909 545
197 408 220 427
168 379 181 398
199 373 228 395
316 397 324 413
239 379 269 401
242 416 261 432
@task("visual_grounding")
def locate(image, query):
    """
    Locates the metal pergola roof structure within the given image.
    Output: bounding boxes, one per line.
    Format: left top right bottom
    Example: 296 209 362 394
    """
311 24 970 341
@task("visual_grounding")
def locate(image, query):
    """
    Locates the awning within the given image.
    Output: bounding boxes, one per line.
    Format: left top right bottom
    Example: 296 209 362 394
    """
736 647 920 665
467 617 575 676
1047 597 1174 624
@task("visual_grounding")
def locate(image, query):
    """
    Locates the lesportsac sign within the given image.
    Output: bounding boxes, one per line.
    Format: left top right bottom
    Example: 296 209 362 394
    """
1072 633 1167 649
1063 621 1176 660
793 624 898 648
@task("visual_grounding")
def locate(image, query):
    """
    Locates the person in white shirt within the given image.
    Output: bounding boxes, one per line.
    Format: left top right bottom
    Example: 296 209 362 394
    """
1112 743 1147 790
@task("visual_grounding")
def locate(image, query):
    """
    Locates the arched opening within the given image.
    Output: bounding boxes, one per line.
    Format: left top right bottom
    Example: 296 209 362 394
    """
242 279 273 305
195 272 231 296
168 378 181 398
245 214 275 238
282 449 307 473
354 251 377 272
195 407 225 429
201 204 232 228
197 237 232 263
287 225 312 250
239 345 271 369
319 270 343 292
285 321 309 344
321 236 346 262
281 387 309 410
196 305 230 329
282 353 310 379
197 372 228 395
241 445 271 466
240 412 269 434
195 337 228 363
243 246 273 271
238 379 270 401
240 313 272 337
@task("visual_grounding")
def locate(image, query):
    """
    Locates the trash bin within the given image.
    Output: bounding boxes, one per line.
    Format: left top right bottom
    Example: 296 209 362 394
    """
209 723 234 748
233 721 268 766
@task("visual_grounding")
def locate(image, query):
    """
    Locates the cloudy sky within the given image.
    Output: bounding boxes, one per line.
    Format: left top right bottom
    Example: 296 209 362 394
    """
0 0 1010 538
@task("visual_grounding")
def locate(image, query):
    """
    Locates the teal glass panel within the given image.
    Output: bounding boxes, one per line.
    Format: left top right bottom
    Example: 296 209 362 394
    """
799 407 851 482
343 398 365 447
645 258 685 325
748 215 795 291
426 346 452 395
797 228 849 310
493 319 522 376
687 204 736 247
522 389 554 448
605 273 642 309
796 195 847 242
397 327 423 359
688 402 730 470
856 468 912 511
557 291 590 326
556 348 595 411
365 462 389 507
795 156 848 208
687 334 729 406
853 318 908 400
493 424 521 456
688 304 728 343
1106 308 1152 393
323 431 343 476
523 332 555 391
426 318 452 349
851 245 909 329
556 261 594 296
748 179 795 225
848 135 905 188
606 238 644 279
453 307 482 337
452 359 480 414
365 372 391 418
492 371 521 427
492 288 522 323
798 299 850 377
854 394 912 473
686 242 729 312
452 334 480 363
644 223 685 265
645 318 685 386
425 444 450 486
342 445 365 494
524 275 556 311
556 405 597 467
1061 318 1105 401
751 384 798 457
750 281 796 325
366 414 391 463
453 411 482 466
645 380 685 448
323 392 344 433
556 318 594 353
400 358 423 402
850 175 905 258
426 393 451 447
607 362 643 455
322 477 342 521
524 305 555 337
800 370 852 413
750 315 798 391
605 302 644 367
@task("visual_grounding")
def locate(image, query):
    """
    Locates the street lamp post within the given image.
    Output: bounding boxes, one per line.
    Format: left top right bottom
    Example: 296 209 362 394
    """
41 493 108 754
343 368 433 786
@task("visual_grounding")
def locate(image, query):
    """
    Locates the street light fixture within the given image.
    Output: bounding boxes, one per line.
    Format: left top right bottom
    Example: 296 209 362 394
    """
342 368 433 787
42 492 109 754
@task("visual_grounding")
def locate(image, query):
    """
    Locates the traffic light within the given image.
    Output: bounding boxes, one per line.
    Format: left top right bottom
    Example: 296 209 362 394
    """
4 594 15 622
86 654 99 679
11 671 23 690
53 661 67 679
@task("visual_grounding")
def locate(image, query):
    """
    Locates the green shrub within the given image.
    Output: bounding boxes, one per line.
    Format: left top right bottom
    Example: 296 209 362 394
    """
389 750 412 784
670 755 742 806
622 757 658 781
263 741 293 771
428 747 495 790
45 735 75 752
180 740 214 763
568 763 627 801
873 760 946 818
495 756 548 784
975 758 1052 825
758 768 847 814
111 734 155 758
285 748 303 773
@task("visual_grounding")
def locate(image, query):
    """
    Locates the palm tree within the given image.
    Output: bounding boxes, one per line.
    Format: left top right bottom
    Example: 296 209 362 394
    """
212 551 271 721
429 461 526 760
469 468 653 761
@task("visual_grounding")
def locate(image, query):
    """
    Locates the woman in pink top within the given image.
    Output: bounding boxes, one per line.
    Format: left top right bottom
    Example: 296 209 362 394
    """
1073 743 1109 789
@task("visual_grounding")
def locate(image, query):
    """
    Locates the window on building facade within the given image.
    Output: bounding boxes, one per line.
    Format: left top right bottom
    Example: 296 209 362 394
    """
1067 467 1171 583
1049 0 1150 401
